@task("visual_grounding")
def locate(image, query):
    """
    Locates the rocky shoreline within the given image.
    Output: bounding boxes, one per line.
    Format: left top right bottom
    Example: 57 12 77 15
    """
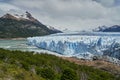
0 38 26 40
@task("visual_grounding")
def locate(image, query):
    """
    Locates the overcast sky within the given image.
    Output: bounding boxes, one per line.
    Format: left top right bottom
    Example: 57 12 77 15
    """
0 0 120 31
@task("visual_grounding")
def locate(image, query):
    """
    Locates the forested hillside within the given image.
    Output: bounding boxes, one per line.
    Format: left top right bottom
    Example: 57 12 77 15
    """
0 49 118 80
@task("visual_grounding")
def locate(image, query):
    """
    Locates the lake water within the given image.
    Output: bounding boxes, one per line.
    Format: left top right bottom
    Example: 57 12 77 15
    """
0 39 40 51
0 39 62 56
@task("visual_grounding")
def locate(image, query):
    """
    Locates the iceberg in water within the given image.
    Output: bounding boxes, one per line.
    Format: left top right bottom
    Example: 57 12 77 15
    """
27 32 120 61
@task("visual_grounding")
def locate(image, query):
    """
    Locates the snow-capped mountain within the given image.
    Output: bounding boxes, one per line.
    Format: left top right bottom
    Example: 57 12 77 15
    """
27 32 120 65
93 25 120 32
1 11 40 24
0 12 62 38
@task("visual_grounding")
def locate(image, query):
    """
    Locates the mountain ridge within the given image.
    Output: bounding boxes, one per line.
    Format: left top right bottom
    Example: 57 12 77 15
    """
93 25 120 32
0 12 62 38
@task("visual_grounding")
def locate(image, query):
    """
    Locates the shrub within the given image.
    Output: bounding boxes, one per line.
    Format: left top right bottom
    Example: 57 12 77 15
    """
40 67 55 80
60 68 78 80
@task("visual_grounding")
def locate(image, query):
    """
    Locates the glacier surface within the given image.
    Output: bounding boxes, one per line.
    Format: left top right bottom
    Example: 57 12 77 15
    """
27 32 120 62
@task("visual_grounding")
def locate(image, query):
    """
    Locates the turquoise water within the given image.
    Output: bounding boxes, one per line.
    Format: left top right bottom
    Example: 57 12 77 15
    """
0 39 62 56
0 39 40 51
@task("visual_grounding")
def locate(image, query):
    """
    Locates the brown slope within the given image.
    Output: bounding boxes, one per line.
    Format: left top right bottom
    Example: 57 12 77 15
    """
61 57 120 76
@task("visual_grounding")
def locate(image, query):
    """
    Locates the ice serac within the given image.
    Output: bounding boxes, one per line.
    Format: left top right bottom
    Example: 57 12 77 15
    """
27 32 120 62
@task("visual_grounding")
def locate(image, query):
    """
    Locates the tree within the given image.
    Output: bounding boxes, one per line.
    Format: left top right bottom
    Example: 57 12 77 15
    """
60 68 78 80
40 67 55 80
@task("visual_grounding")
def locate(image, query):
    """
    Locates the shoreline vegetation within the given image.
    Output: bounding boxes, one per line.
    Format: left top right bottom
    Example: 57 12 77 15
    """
0 48 120 80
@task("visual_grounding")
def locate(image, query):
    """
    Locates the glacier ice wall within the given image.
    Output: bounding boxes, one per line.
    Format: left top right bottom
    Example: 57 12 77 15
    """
27 34 120 60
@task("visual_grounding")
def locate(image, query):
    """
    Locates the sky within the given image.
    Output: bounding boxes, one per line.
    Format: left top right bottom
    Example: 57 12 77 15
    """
0 0 120 31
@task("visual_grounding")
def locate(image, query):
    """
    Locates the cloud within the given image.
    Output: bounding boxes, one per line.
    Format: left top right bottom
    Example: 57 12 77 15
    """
93 0 115 7
0 2 19 11
0 0 120 31
0 2 22 16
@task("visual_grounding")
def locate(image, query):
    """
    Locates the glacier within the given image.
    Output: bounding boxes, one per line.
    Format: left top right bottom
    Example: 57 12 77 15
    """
27 32 120 64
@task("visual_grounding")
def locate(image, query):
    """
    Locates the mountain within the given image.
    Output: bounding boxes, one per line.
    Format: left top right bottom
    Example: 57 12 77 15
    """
93 25 120 32
0 12 62 38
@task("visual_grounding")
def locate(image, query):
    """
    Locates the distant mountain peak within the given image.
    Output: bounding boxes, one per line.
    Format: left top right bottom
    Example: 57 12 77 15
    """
25 11 32 18
93 25 120 32
25 11 39 23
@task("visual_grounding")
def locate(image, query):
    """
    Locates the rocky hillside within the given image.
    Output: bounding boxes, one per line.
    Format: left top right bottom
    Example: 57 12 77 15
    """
62 57 120 76
0 12 62 38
